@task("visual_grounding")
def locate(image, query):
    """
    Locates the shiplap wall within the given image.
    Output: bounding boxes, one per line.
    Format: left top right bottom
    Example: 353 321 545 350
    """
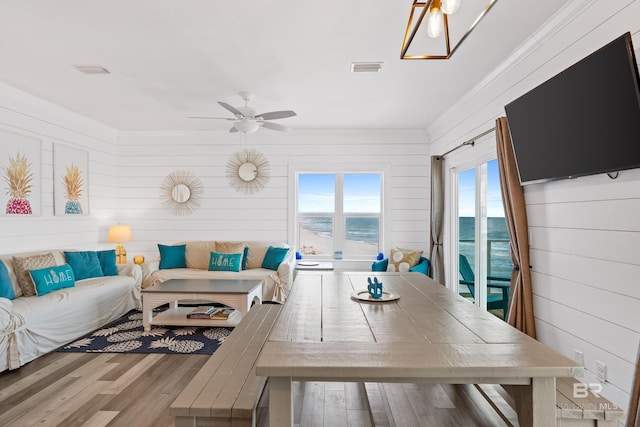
117 129 430 265
0 82 120 254
428 0 640 413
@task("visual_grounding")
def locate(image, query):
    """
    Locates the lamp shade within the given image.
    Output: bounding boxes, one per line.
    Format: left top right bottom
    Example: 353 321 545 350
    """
107 225 132 243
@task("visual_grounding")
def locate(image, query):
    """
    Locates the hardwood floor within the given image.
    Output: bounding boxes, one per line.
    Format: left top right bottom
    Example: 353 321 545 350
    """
0 351 518 426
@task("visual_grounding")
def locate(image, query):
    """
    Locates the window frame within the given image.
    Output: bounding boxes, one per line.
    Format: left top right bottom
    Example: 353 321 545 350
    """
289 164 390 261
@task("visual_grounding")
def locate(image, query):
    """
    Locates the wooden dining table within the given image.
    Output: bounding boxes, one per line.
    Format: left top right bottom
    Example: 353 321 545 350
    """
254 271 581 426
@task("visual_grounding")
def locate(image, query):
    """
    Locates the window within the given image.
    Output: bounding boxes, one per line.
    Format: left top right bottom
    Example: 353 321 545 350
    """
297 172 382 259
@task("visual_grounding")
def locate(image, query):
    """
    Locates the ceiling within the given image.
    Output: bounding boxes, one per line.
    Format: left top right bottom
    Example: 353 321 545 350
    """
0 1 569 132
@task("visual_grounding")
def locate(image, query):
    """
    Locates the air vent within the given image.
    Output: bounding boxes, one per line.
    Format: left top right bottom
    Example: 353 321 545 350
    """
350 62 384 73
73 65 110 74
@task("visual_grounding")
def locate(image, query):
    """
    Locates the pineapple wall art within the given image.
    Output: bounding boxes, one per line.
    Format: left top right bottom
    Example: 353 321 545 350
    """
62 162 84 214
2 152 34 215
0 129 41 216
54 144 89 216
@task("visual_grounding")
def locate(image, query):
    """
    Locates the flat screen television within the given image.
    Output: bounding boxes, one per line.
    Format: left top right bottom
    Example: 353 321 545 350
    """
505 32 640 185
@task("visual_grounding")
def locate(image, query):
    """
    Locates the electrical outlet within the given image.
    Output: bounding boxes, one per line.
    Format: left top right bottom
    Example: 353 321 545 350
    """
574 350 584 366
596 360 606 383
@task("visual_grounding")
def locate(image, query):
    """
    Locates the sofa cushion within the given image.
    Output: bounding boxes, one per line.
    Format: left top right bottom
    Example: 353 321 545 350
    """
12 252 57 297
387 248 423 273
64 251 104 280
97 250 119 276
0 261 15 300
262 246 289 271
183 241 216 270
30 264 76 296
159 244 187 269
245 242 271 270
208 251 242 272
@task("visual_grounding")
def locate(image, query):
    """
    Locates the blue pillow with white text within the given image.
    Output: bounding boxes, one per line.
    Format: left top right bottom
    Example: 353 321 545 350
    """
30 264 76 296
208 251 242 272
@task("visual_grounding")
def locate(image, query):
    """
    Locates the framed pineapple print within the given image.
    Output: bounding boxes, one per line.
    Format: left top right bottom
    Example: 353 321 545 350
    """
0 129 41 216
54 144 89 216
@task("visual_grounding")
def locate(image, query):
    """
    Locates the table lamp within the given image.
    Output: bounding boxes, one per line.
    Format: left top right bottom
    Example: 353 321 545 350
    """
107 225 132 264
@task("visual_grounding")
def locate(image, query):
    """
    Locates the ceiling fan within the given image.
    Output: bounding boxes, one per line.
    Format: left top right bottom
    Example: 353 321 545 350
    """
189 91 296 133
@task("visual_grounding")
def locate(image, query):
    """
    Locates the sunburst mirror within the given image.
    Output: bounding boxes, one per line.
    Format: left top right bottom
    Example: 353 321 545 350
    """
226 148 270 194
160 170 203 216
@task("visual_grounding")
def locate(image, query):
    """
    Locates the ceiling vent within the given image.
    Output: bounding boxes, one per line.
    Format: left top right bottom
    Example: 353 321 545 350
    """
73 65 110 74
350 62 383 73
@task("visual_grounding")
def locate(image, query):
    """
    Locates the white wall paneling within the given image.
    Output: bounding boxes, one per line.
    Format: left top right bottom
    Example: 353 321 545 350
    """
0 82 119 254
428 0 640 412
118 129 430 263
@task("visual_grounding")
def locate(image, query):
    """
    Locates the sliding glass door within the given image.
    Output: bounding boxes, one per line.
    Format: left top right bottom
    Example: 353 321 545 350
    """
454 159 512 320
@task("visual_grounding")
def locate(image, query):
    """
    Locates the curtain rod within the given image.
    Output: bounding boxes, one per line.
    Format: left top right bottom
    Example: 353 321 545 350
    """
438 126 496 158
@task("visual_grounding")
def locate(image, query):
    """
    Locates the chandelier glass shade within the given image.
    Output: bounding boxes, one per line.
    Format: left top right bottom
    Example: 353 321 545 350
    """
401 0 499 60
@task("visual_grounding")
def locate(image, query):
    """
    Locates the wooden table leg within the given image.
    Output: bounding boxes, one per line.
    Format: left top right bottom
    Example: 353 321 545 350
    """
531 377 556 426
269 377 293 426
510 377 557 427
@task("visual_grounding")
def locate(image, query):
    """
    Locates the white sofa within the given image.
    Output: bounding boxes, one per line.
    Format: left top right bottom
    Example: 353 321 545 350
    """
0 249 142 372
141 241 295 303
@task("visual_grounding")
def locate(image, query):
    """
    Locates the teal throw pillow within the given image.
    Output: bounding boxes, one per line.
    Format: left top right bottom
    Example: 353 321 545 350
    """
158 244 187 269
0 260 15 300
410 257 430 275
64 251 104 280
96 250 119 276
261 246 289 271
30 264 75 296
242 246 249 270
371 258 388 272
208 251 242 272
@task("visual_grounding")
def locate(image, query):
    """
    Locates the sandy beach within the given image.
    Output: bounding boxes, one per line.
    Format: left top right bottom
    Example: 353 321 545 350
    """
299 228 378 257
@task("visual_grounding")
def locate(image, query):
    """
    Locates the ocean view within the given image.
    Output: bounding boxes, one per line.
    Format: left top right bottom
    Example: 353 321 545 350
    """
299 217 379 244
459 216 513 278
299 216 379 256
299 216 513 278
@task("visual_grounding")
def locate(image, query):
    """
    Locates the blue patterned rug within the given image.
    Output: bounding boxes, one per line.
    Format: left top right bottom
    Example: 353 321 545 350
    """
57 308 233 355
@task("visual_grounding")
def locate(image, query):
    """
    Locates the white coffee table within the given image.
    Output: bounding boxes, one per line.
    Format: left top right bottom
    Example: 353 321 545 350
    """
141 278 263 332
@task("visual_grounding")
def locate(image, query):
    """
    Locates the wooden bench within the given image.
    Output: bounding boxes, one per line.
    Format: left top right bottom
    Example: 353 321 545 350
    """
555 377 625 426
170 303 281 427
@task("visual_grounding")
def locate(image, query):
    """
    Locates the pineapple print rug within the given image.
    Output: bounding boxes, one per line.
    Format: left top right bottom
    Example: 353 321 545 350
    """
57 308 233 355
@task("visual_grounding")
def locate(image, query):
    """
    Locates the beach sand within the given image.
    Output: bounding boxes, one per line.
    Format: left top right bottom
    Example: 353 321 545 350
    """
299 228 377 257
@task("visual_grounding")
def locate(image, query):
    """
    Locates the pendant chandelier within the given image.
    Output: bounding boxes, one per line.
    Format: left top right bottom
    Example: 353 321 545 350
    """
401 0 499 60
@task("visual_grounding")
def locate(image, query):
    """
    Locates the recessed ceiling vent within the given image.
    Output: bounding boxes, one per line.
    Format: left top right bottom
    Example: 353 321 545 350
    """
350 62 383 73
73 65 110 74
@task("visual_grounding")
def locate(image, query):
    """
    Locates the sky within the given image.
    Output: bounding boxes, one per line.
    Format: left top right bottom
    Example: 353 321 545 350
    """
298 173 381 213
458 159 506 217
297 165 504 217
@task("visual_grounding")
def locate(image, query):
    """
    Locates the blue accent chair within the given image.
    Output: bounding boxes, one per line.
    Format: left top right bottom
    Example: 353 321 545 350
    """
459 254 510 317
372 256 430 276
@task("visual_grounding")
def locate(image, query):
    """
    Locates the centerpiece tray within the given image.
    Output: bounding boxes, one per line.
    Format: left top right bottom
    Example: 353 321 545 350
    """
351 290 399 302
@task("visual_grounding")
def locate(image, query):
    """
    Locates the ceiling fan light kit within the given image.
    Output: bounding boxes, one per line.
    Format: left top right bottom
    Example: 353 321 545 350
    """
401 0 499 59
189 91 296 134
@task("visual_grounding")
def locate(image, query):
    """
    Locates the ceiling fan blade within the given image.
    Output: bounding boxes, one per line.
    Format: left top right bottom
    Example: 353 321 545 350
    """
229 126 239 133
261 122 291 132
255 110 297 120
218 101 244 117
188 116 235 120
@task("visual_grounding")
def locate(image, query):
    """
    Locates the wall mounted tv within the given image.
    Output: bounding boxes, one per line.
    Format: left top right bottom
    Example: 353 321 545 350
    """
505 32 640 185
